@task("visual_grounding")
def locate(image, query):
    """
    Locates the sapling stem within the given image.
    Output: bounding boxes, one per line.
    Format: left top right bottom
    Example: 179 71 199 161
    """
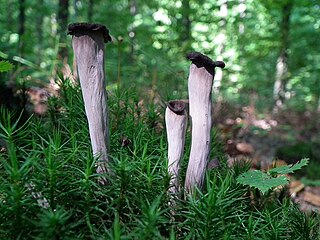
184 52 225 193
68 23 112 181
165 100 187 194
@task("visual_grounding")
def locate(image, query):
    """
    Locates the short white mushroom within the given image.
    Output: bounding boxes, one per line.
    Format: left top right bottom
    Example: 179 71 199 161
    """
184 52 225 193
165 100 187 194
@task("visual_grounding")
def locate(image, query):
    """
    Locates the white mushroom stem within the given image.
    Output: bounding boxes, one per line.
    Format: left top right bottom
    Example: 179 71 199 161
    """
68 23 111 176
184 52 225 193
165 100 187 194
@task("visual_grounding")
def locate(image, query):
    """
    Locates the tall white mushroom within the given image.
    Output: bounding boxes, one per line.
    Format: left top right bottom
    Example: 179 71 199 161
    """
165 100 187 194
184 52 225 193
68 23 112 179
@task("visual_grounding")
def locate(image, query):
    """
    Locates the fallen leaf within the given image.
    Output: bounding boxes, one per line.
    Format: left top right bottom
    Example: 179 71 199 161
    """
304 191 320 206
289 180 304 197
274 160 288 167
236 142 254 154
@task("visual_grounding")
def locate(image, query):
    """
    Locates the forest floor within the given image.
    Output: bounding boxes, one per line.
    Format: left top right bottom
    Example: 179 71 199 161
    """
23 87 320 213
213 100 320 212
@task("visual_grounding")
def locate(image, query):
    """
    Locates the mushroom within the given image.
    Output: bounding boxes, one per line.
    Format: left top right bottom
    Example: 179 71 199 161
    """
165 100 188 194
68 23 112 179
184 52 225 193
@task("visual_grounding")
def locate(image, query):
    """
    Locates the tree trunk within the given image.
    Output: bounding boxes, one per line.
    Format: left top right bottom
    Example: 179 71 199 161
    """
238 0 246 34
181 0 191 42
129 0 137 60
88 0 94 22
213 0 228 95
35 0 44 64
57 0 69 62
273 2 293 110
7 0 14 30
18 0 26 56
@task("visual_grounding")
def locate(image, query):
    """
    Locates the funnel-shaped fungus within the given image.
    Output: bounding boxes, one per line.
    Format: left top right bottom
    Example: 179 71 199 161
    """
68 23 111 179
184 52 225 193
165 100 188 194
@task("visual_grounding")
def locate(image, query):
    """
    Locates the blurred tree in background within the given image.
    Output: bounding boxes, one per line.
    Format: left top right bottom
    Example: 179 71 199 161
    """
0 0 319 111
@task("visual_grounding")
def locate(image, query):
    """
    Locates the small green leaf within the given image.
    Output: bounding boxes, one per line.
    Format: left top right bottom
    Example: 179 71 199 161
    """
268 158 309 175
237 170 288 194
0 61 14 72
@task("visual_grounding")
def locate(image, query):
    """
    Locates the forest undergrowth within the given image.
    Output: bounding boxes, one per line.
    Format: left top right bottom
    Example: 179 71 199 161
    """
0 79 319 239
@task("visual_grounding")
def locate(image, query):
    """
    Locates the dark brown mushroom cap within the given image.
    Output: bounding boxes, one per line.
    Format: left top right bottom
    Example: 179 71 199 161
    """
167 100 186 115
68 23 112 43
186 52 225 76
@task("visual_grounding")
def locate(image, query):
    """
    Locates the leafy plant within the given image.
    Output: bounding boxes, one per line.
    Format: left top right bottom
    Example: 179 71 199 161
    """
237 158 309 194
0 82 319 239
0 60 13 73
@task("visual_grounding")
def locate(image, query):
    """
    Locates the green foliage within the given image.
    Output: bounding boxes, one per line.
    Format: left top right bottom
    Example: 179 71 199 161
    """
237 170 289 194
0 82 319 238
276 142 320 179
237 158 309 194
35 207 74 239
269 158 309 175
301 177 320 187
0 60 13 73
0 1 319 237
303 161 320 180
1 0 319 110
276 142 317 164
177 173 249 239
